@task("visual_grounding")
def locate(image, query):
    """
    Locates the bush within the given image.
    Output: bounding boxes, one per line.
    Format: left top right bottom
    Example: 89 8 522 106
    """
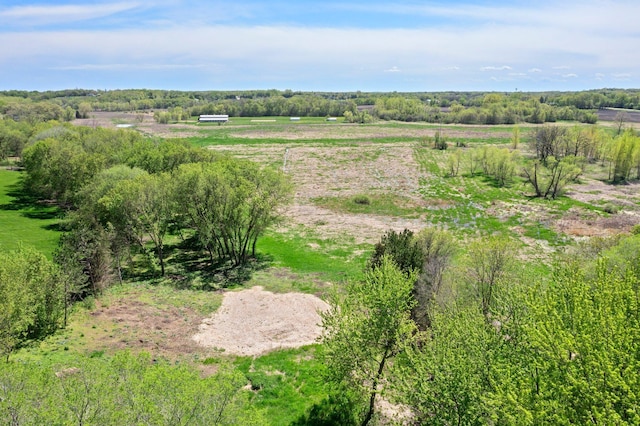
353 195 371 205
433 131 448 150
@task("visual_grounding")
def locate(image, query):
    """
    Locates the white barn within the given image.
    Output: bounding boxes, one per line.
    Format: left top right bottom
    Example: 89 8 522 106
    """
199 114 229 123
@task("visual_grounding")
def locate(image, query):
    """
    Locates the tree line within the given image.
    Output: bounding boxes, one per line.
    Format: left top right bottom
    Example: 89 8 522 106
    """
6 89 640 126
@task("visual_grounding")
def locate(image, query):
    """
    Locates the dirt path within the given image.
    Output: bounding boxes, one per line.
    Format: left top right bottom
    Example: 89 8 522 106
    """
193 286 329 356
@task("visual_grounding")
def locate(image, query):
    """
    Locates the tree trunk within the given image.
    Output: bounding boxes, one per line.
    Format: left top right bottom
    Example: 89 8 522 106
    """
362 347 389 426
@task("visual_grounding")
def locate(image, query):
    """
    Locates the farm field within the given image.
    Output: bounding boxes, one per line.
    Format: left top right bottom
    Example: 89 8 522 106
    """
4 114 640 424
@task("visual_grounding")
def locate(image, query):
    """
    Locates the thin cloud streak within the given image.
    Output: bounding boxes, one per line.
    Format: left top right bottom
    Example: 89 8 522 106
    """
0 2 140 26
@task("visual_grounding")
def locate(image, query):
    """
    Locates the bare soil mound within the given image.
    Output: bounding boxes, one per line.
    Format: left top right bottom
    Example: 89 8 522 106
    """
193 286 329 356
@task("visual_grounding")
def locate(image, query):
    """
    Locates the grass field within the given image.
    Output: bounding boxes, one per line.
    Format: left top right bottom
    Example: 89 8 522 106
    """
0 169 62 257
7 116 640 425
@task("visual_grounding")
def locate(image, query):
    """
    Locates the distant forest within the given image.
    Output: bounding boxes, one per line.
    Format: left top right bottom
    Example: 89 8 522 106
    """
2 88 640 125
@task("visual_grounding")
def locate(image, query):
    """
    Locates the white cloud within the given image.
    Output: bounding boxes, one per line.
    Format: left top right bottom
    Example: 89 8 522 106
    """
480 65 512 71
509 73 527 77
612 72 631 79
0 2 140 26
50 63 206 71
1 8 639 91
562 73 578 78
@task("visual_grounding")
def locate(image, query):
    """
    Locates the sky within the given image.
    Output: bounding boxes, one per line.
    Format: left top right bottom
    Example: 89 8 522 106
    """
0 0 638 92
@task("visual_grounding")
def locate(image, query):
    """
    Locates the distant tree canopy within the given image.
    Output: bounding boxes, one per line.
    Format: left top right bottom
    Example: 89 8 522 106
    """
4 88 640 124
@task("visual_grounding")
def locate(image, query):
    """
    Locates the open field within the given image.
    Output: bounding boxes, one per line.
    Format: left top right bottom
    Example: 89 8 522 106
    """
8 115 640 424
14 117 640 358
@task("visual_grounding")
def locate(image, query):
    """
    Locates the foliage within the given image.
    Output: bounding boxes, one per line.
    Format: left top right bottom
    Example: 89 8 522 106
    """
412 228 457 329
173 159 292 267
0 246 63 361
395 304 500 425
478 146 518 187
321 256 417 425
605 129 640 182
522 156 582 199
368 228 422 275
518 263 640 424
0 352 266 424
466 235 517 316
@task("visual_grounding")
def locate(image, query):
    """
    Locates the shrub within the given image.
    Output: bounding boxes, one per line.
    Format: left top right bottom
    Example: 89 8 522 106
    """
353 195 371 205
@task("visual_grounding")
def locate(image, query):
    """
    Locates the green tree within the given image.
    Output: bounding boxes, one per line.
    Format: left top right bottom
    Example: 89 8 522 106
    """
522 263 640 423
522 155 582 199
412 228 456 329
395 304 500 425
174 159 292 267
0 246 63 361
467 236 517 316
321 257 417 426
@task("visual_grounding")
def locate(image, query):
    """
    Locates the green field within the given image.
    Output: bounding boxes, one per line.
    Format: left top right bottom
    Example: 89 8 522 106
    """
4 114 640 425
0 169 62 256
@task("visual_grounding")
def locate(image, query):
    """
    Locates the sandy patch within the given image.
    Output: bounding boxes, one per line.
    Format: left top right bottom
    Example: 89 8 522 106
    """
193 286 329 356
284 204 426 244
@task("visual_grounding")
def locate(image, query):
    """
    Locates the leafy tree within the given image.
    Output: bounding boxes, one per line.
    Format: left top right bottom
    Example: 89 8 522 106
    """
368 228 456 331
521 263 640 424
367 229 422 275
99 171 173 276
605 129 639 182
321 257 417 426
467 236 517 316
395 304 500 425
0 352 265 424
412 228 456 330
522 156 582 199
174 159 292 267
0 246 63 361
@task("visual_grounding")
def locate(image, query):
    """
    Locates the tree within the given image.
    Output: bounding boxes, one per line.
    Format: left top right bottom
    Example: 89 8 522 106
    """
522 156 582 199
367 229 422 275
321 257 417 426
99 172 174 276
412 228 456 330
511 125 520 150
395 304 500 425
614 111 628 135
467 236 517 316
521 263 640 423
0 246 63 361
174 159 292 267
77 102 93 119
532 126 567 163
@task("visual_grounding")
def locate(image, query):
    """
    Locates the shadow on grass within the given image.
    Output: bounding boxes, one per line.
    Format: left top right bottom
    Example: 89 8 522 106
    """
138 238 273 291
0 180 63 220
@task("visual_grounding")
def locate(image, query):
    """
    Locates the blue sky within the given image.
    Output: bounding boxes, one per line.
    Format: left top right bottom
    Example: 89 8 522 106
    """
0 0 638 92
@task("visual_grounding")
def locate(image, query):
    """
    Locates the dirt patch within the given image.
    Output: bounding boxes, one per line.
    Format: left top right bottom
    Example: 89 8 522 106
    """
227 124 512 141
193 286 329 356
283 204 425 244
210 142 429 244
72 111 199 138
88 297 205 359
